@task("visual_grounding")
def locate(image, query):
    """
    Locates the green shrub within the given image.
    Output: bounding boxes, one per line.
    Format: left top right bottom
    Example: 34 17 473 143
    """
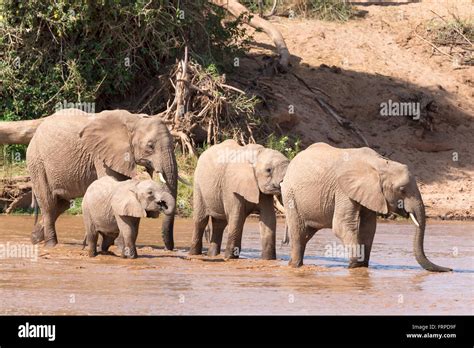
66 197 82 215
0 0 250 121
175 151 198 218
266 134 301 159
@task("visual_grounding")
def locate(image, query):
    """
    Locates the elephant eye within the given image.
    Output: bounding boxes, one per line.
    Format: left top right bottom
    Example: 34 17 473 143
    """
147 142 155 150
147 190 153 195
399 186 406 194
266 168 272 174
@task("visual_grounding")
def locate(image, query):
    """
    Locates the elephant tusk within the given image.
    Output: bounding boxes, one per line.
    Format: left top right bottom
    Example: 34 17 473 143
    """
158 172 167 184
409 213 420 228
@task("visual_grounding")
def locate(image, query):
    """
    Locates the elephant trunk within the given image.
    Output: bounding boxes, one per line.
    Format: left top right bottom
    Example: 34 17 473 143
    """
406 196 452 272
160 147 178 251
159 191 176 216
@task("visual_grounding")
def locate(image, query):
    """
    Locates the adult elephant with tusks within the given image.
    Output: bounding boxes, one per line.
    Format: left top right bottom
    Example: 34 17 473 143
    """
26 108 178 249
281 142 452 272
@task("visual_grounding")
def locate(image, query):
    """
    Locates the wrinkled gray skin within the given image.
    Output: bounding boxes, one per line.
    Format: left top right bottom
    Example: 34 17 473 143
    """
26 108 177 249
82 177 175 258
189 140 289 260
281 142 451 272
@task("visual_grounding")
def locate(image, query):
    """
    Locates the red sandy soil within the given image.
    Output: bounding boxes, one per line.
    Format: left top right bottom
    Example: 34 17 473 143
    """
239 0 473 219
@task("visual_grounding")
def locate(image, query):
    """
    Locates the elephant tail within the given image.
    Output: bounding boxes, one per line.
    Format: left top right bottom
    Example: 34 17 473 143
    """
204 225 211 243
31 191 39 225
281 188 303 247
281 223 290 245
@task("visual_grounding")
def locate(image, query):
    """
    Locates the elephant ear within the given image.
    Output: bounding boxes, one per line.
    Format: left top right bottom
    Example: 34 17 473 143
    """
337 163 388 214
112 189 146 218
228 163 260 205
79 111 137 178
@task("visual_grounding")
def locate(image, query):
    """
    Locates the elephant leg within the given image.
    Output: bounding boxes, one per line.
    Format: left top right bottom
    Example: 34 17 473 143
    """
189 216 208 255
224 205 246 259
31 223 45 245
100 233 117 253
290 225 317 267
87 232 99 258
349 207 377 268
207 218 227 257
84 214 98 257
189 189 208 255
332 198 367 268
116 216 140 259
286 193 306 267
41 198 70 247
114 232 124 251
258 195 277 260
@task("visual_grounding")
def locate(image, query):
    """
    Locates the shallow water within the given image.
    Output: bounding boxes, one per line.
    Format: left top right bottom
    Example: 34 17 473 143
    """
0 215 472 315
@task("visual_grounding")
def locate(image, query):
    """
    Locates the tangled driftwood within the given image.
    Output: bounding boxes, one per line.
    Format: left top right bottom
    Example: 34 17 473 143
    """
0 176 32 213
157 47 267 156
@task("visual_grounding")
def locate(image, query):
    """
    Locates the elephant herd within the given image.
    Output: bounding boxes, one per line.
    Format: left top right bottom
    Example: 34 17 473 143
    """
26 109 451 272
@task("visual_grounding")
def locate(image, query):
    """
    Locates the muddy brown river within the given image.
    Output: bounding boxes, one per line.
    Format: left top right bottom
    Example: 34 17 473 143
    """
0 216 472 315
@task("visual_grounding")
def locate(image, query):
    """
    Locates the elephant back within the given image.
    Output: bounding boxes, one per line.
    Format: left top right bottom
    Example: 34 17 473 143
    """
26 109 98 199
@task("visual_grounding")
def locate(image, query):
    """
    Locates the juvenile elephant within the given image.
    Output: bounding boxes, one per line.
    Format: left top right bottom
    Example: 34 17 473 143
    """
26 108 177 249
189 140 289 260
82 176 175 258
281 142 451 272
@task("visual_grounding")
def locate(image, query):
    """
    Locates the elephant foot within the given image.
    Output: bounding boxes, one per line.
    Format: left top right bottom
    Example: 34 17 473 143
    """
348 260 369 268
100 240 115 252
225 254 240 260
224 245 241 260
288 258 303 268
207 244 220 257
188 244 202 256
261 250 276 260
31 225 45 244
163 242 174 251
99 250 115 256
88 249 98 258
43 238 58 248
114 235 124 249
122 246 137 259
162 232 174 251
224 250 240 260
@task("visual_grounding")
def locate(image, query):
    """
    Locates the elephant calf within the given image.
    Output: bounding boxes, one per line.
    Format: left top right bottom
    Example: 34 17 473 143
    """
281 142 451 272
82 176 175 258
189 140 289 260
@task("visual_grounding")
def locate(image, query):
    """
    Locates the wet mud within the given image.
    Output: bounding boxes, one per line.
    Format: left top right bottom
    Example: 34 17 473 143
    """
0 216 472 315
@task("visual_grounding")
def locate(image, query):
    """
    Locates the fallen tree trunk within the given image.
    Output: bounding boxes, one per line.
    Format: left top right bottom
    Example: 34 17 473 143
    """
211 0 290 69
0 119 45 145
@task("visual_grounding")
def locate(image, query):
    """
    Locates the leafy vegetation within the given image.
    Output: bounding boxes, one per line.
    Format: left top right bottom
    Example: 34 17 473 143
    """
266 134 301 160
0 0 251 121
240 0 356 22
304 0 355 22
0 1 302 217
67 197 83 215
0 144 28 175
